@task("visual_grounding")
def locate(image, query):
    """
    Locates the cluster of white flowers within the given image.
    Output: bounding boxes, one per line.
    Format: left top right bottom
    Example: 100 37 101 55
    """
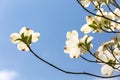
10 0 120 78
10 27 40 51
81 8 120 34
80 0 112 8
64 0 120 77
64 30 93 58
94 34 120 76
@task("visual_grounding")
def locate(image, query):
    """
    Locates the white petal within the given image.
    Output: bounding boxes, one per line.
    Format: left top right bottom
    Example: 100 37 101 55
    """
20 27 34 36
108 12 115 20
97 51 109 62
65 37 79 47
80 35 93 43
113 48 120 58
69 47 81 58
32 32 40 42
114 8 120 19
98 45 105 51
66 30 78 39
65 30 79 47
81 24 92 34
87 35 93 43
20 27 27 34
17 42 29 51
86 15 94 24
64 46 73 54
97 50 115 62
81 0 91 7
10 33 21 44
101 64 114 76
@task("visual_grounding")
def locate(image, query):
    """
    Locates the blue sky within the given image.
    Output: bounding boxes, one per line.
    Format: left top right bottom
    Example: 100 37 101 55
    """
0 0 119 80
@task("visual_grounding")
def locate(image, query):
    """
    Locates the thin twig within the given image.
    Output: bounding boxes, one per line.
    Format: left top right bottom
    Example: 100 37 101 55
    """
107 4 120 19
80 55 99 63
100 27 120 33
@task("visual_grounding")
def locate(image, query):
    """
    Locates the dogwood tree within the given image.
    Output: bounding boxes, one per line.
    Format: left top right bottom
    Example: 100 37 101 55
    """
10 0 120 79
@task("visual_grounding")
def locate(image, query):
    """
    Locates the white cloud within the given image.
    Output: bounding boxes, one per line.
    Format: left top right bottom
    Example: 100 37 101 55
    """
0 70 17 80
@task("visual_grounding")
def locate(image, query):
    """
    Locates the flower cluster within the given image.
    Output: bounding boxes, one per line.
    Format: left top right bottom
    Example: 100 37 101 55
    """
77 0 120 76
64 30 93 58
81 8 120 34
10 27 40 51
94 34 120 76
10 0 120 78
80 0 113 8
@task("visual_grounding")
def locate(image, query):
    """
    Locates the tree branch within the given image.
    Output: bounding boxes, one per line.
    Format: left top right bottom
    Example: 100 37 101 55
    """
27 45 120 78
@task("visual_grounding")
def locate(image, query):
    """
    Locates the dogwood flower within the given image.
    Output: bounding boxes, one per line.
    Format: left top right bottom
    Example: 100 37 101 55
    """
64 30 93 58
64 30 80 58
81 15 103 34
94 38 120 76
10 27 40 51
101 64 114 76
94 39 120 62
94 50 115 63
81 8 117 34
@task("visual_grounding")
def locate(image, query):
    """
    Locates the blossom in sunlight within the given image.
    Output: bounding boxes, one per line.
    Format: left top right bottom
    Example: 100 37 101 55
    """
101 64 114 76
80 0 112 8
64 30 93 58
10 27 40 51
94 38 120 62
79 35 93 51
94 37 120 76
80 0 91 7
81 15 103 33
80 8 117 34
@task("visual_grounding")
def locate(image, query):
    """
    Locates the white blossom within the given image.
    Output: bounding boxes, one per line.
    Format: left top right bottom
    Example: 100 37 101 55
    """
64 30 93 58
10 27 40 51
101 64 114 76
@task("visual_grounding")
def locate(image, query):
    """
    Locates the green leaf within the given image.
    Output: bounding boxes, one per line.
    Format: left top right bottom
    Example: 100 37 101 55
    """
21 33 26 42
28 35 32 44
85 36 89 45
89 24 97 30
87 41 92 48
15 38 22 42
21 33 24 39
117 44 120 49
20 33 28 44
78 43 84 48
107 60 115 66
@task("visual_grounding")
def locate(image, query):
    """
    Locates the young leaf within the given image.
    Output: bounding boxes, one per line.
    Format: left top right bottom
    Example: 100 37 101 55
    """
28 35 32 44
89 24 97 30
